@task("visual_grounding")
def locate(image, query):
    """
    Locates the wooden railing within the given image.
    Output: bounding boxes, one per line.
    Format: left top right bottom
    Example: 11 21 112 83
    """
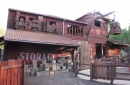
74 58 130 84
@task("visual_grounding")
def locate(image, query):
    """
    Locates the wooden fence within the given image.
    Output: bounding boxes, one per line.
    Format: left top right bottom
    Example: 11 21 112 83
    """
75 58 130 84
0 59 25 85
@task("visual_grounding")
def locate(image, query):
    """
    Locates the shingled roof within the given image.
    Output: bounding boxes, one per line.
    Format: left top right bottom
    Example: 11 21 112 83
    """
4 29 79 46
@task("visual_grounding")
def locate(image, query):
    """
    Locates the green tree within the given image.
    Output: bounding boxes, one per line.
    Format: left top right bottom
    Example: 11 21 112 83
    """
0 28 5 50
109 26 130 44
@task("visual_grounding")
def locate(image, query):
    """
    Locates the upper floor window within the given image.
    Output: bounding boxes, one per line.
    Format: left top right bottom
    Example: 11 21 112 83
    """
46 21 56 33
95 20 101 27
19 16 25 22
67 24 83 36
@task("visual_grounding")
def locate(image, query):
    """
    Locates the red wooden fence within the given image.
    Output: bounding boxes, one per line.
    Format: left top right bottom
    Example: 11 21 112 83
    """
0 59 24 85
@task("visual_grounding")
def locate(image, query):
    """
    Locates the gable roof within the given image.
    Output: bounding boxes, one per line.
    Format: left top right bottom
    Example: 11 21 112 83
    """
4 29 79 46
76 11 111 22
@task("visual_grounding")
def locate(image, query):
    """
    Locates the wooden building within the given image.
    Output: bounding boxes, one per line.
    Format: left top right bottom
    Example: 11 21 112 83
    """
4 9 88 65
4 9 127 65
76 12 127 58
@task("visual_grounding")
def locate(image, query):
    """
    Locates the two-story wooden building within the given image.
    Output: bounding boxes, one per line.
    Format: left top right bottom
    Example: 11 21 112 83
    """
76 12 127 58
4 9 89 64
4 9 127 65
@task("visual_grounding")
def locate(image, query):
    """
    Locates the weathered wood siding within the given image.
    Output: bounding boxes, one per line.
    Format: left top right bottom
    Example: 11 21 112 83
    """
79 41 91 70
108 45 121 57
88 36 107 58
4 42 73 64
7 10 63 34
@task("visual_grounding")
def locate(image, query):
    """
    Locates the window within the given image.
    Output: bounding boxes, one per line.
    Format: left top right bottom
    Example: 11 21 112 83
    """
95 20 101 27
67 24 83 36
50 21 56 25
29 18 34 21
19 16 25 22
46 21 56 32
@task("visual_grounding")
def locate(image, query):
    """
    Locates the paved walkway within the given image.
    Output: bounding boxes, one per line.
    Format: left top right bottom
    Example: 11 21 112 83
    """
25 72 110 85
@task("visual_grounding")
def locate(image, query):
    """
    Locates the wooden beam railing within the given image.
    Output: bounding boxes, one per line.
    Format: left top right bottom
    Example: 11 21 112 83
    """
74 61 130 84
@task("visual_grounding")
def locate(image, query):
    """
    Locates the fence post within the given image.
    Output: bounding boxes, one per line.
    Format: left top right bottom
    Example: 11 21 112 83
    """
22 61 25 85
90 62 93 80
75 61 78 77
110 62 114 84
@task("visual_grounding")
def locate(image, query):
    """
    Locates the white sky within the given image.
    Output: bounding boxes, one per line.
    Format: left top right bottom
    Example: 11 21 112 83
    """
0 0 130 30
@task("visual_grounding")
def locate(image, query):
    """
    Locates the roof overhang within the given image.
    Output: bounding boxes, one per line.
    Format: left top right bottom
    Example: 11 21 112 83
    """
4 29 79 47
107 38 128 46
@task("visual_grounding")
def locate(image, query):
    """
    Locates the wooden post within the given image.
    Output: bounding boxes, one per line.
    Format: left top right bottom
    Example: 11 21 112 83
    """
118 57 119 64
76 26 78 36
75 61 78 77
80 27 82 36
90 62 93 80
69 25 72 34
75 26 77 36
22 60 25 85
110 62 114 84
71 25 73 35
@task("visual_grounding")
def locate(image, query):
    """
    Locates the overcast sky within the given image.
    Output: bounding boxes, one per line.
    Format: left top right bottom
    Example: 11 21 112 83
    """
0 0 130 30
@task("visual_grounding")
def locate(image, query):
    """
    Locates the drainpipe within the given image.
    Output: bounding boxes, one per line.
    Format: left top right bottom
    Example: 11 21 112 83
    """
63 19 65 35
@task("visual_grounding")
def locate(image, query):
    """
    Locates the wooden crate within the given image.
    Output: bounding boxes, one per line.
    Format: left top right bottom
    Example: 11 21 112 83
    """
56 66 61 70
51 67 56 71
50 71 54 74
36 72 42 76
41 60 46 64
45 67 50 71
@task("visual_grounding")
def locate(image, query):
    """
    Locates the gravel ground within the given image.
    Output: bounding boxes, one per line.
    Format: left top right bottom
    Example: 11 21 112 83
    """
25 72 111 85
116 67 130 79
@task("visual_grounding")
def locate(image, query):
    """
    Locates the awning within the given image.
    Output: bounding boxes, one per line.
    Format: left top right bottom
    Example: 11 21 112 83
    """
4 29 79 46
107 38 128 46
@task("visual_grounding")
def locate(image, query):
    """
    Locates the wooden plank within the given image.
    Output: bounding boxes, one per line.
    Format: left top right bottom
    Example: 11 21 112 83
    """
3 67 7 85
17 67 20 85
15 60 19 85
3 61 7 85
116 72 130 75
78 72 90 77
79 63 90 66
114 77 130 81
90 63 93 80
18 59 21 85
7 60 11 85
14 60 17 85
10 60 13 85
22 61 25 85
1 64 4 85
110 62 113 84
11 60 14 85
1 65 22 69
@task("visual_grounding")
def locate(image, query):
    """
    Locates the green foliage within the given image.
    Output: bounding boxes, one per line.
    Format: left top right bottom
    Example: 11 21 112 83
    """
0 28 5 37
109 26 130 44
0 28 5 50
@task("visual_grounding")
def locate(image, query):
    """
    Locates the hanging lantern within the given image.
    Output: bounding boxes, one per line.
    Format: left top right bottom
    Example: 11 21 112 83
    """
109 21 122 35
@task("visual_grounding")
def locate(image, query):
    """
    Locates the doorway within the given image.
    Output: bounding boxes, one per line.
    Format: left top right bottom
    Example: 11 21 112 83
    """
95 43 106 58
